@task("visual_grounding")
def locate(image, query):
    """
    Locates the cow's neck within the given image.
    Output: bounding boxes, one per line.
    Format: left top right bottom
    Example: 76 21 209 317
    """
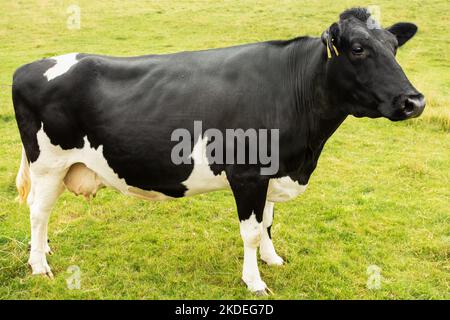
282 38 348 182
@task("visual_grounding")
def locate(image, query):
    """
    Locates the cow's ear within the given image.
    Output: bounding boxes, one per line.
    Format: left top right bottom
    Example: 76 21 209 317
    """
321 23 341 58
387 22 418 47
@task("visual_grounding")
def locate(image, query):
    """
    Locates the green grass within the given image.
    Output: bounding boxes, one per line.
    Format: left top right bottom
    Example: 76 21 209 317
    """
0 0 449 299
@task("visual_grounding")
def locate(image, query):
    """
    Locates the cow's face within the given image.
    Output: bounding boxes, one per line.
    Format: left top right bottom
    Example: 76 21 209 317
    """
324 9 425 121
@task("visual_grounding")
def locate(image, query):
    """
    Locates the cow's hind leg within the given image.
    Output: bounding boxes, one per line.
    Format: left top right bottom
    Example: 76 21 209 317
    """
260 201 284 266
27 170 65 277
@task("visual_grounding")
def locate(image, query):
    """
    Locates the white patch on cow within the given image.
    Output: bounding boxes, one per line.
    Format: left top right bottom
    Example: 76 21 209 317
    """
43 53 79 81
267 176 307 202
32 124 172 201
260 202 284 266
240 213 266 292
182 136 229 196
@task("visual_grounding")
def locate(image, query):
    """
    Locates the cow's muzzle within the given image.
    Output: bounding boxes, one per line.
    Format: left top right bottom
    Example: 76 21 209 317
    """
388 93 426 121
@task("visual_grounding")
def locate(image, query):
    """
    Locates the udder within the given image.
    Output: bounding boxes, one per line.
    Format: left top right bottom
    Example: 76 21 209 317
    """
64 163 104 199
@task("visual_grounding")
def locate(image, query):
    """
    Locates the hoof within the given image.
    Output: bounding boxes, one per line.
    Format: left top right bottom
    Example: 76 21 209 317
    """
28 251 53 278
29 263 54 279
242 277 270 295
254 289 268 296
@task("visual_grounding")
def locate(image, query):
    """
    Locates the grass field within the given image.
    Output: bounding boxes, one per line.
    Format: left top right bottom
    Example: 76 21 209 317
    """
0 0 449 299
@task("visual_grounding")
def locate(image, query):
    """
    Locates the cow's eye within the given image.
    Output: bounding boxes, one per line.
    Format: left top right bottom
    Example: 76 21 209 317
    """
351 45 364 55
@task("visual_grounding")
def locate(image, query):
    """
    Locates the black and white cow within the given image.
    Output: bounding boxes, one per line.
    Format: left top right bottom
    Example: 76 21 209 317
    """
13 8 424 294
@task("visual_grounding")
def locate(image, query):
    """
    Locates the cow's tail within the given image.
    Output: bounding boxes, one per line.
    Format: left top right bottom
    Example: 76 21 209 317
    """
16 146 31 204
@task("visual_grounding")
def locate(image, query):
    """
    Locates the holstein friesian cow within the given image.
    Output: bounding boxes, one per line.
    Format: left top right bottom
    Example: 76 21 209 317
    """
13 8 425 295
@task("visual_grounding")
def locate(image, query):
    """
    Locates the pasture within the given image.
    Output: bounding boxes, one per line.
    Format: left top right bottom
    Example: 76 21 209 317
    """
0 0 449 299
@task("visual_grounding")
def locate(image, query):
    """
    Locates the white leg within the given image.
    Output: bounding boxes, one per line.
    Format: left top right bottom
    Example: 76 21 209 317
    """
260 202 284 266
240 214 267 294
28 232 52 254
27 171 65 277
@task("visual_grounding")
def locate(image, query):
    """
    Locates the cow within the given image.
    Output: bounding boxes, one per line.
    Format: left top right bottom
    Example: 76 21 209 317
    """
12 7 425 295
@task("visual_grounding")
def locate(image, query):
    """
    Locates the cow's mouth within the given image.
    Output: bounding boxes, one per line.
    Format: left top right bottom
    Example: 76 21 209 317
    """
386 105 425 122
387 108 424 121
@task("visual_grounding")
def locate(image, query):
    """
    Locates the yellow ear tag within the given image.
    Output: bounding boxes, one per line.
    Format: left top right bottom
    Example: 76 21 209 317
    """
332 44 339 56
326 37 338 58
326 41 332 59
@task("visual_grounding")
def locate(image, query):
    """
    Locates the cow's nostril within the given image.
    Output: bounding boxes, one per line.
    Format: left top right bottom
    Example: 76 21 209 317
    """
404 99 416 114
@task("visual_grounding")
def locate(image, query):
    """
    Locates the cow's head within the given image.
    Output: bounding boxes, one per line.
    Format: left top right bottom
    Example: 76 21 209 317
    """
323 8 425 121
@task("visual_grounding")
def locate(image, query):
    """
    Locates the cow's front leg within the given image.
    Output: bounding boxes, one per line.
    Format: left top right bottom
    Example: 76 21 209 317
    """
260 201 284 266
229 176 269 295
